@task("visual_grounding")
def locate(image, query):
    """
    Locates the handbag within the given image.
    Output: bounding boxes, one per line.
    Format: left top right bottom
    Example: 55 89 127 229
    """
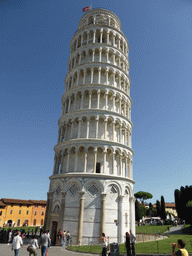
27 245 31 252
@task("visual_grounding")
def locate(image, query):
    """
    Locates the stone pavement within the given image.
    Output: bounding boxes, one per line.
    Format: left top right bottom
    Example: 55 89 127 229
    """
0 244 100 256
163 224 184 235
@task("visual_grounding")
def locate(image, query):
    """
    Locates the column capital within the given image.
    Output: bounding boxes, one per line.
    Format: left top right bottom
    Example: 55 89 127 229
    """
119 195 124 202
60 191 67 198
101 192 107 200
97 89 100 94
129 196 135 202
79 191 86 199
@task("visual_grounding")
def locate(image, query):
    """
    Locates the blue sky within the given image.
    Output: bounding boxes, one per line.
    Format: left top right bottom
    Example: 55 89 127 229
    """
0 0 191 204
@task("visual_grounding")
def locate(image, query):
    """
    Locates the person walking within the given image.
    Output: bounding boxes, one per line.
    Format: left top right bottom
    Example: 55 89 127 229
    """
29 235 39 256
101 233 107 256
172 239 189 256
66 231 71 246
40 231 50 256
62 230 66 246
57 229 62 246
125 232 131 256
8 229 13 244
12 231 23 256
130 230 136 256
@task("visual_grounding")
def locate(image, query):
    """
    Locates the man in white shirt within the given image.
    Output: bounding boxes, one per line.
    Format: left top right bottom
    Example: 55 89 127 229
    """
12 231 23 256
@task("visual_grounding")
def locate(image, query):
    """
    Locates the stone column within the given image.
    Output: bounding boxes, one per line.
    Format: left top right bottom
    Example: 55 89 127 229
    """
91 69 94 83
113 53 115 65
123 42 125 53
96 117 99 138
112 122 115 141
107 31 109 44
74 95 77 110
70 121 74 139
119 124 122 143
93 148 97 173
83 70 86 84
106 50 109 63
104 120 107 139
118 195 124 243
75 150 78 172
98 67 101 84
113 95 115 111
97 90 100 109
99 48 102 62
66 151 70 172
44 191 54 231
88 93 92 109
60 127 64 143
129 159 133 179
112 152 115 174
128 131 132 148
129 196 136 235
87 33 89 44
119 154 122 176
79 54 82 65
86 120 90 138
77 191 85 245
81 35 83 46
93 30 96 43
78 120 82 138
77 72 80 85
125 156 128 177
119 98 122 115
118 38 120 49
113 34 115 46
92 50 95 62
81 92 84 109
65 124 68 141
100 193 107 234
103 150 107 173
100 29 103 43
60 152 64 172
105 93 108 110
113 72 115 85
106 69 109 84
68 98 71 112
84 150 87 173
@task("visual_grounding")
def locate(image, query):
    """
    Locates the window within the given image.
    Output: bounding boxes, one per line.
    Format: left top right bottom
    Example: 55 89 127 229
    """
41 211 44 216
19 204 22 207
0 211 2 216
96 163 101 173
19 210 21 214
11 204 13 207
41 219 44 225
42 205 45 208
35 205 38 208
26 210 29 215
10 210 13 214
33 219 36 226
34 211 37 215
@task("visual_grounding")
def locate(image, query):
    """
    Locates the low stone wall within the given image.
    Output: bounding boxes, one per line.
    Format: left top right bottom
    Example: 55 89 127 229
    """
136 233 167 243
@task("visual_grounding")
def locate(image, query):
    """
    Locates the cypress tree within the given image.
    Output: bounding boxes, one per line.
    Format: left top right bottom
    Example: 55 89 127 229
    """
160 196 166 220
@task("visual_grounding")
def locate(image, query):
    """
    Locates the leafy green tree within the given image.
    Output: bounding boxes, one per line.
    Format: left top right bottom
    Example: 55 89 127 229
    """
135 199 142 221
156 200 161 217
160 196 166 220
134 191 153 204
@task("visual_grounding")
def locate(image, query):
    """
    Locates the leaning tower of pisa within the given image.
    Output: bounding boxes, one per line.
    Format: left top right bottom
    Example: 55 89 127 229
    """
44 8 135 245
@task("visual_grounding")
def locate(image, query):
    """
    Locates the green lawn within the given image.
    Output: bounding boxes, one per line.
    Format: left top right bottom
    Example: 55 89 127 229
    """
136 225 172 235
68 234 192 254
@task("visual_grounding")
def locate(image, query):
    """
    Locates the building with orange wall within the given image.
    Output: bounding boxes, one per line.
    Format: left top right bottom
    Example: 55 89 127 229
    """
0 198 47 227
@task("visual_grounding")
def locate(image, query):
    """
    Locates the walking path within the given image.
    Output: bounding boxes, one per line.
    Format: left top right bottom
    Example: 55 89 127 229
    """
163 225 184 235
1 244 100 256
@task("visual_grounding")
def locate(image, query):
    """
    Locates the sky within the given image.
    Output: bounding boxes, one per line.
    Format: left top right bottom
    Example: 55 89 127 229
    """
0 0 191 204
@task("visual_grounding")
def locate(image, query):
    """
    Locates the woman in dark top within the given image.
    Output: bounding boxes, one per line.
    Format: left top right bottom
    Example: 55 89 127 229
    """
125 232 131 256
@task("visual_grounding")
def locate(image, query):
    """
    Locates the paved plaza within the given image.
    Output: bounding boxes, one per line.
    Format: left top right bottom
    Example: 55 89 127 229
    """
0 244 100 256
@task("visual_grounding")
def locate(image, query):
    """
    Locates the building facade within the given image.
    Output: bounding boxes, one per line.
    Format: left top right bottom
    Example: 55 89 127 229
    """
45 8 135 245
0 199 47 227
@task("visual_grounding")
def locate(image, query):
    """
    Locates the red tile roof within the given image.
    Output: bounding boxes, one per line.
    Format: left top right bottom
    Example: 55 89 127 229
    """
1 198 47 205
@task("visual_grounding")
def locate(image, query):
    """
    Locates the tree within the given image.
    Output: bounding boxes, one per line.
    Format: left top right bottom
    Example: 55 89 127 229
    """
134 191 153 204
156 200 161 217
135 199 142 221
175 186 192 226
160 196 166 220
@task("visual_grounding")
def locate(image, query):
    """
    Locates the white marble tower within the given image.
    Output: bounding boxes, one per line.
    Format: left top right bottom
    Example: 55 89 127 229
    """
44 8 135 245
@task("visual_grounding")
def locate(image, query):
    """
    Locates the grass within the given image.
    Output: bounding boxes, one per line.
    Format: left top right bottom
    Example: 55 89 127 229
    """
136 225 172 235
68 235 192 254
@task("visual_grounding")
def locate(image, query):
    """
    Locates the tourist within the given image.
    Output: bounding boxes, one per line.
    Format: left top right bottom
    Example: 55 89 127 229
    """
29 235 39 256
8 229 13 244
172 239 189 256
101 233 107 256
125 232 131 256
57 229 62 245
40 230 50 256
12 231 23 256
130 230 136 256
66 231 71 246
62 230 66 246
